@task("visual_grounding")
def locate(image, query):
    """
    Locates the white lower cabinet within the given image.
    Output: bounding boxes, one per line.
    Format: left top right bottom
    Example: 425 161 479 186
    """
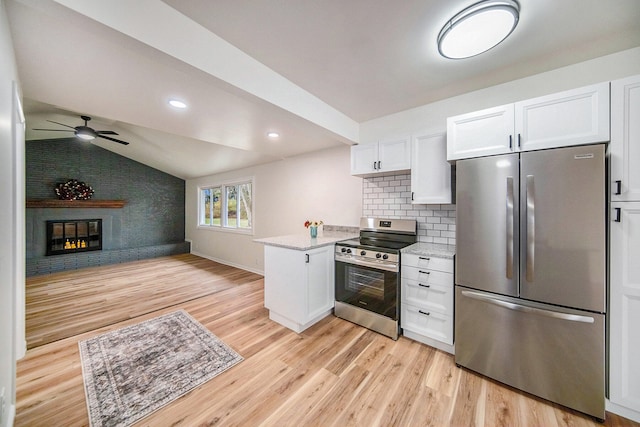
609 202 640 422
401 253 454 353
264 244 334 333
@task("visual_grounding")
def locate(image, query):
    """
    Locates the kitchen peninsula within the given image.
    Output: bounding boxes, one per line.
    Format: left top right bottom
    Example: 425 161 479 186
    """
255 227 358 333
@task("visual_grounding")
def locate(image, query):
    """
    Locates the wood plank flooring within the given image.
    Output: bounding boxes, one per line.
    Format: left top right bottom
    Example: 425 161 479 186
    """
17 255 639 426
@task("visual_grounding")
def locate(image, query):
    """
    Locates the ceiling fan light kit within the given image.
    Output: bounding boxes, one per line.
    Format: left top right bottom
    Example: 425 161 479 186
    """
438 0 520 59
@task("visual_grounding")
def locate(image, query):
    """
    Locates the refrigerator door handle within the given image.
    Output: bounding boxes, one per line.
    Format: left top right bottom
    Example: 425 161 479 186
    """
460 290 595 324
506 176 514 279
526 175 535 282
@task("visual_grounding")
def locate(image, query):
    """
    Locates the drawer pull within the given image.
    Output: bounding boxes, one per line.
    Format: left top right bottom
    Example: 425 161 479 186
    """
418 283 431 288
419 257 430 261
419 270 431 275
418 310 431 316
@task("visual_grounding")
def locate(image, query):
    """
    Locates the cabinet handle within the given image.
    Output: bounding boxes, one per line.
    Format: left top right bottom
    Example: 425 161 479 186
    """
517 133 522 149
373 161 377 170
377 160 381 170
418 310 431 316
411 192 414 201
614 207 621 223
509 135 513 150
419 270 431 275
615 180 622 195
419 257 430 261
305 254 310 263
418 283 431 288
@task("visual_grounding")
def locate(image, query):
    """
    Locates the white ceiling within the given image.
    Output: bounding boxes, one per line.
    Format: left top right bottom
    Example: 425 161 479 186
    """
7 0 640 179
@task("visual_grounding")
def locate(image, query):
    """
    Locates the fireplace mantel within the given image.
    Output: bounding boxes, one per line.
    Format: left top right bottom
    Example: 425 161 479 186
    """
26 199 127 208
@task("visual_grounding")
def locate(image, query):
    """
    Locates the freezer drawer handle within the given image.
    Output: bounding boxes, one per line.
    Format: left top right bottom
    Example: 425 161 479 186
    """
418 310 431 316
506 176 515 279
419 256 430 261
418 283 431 288
526 175 535 282
614 207 621 223
615 180 622 195
461 290 595 323
419 270 431 275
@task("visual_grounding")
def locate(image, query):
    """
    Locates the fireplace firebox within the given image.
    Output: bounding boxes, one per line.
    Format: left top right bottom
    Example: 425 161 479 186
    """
46 219 102 256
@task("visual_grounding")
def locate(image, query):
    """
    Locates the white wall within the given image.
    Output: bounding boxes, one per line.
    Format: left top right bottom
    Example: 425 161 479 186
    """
186 145 362 273
0 0 22 425
361 47 640 143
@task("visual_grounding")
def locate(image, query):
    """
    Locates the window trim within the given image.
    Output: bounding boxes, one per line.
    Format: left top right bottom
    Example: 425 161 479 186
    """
197 177 254 235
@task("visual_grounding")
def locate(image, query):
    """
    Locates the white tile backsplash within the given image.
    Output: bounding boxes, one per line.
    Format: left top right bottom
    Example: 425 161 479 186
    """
362 173 456 246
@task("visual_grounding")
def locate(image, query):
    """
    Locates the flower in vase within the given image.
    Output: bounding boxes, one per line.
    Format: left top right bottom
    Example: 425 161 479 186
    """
304 220 323 228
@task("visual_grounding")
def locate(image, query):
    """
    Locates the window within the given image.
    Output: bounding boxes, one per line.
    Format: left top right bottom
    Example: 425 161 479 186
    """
199 179 253 232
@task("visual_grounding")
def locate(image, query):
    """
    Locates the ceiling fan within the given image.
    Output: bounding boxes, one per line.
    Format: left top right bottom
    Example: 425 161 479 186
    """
33 115 130 145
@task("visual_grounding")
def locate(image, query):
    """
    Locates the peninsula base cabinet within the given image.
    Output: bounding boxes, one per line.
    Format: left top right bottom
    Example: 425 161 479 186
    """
264 244 335 333
401 254 454 354
609 202 640 423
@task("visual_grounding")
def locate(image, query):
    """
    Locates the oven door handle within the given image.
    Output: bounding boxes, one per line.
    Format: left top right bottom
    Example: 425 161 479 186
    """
335 256 399 273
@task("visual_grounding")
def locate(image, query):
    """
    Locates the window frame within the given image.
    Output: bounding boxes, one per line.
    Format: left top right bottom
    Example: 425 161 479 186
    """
198 177 254 235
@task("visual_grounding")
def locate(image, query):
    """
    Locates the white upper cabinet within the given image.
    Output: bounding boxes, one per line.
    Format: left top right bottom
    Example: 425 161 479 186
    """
611 74 640 202
447 82 610 161
351 136 411 176
515 82 609 152
447 104 514 161
411 132 452 204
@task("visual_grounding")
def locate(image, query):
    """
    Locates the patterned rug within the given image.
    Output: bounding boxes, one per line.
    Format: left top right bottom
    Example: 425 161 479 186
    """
79 310 243 427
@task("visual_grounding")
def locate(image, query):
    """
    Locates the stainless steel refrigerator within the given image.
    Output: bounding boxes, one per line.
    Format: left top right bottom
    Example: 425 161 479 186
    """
454 144 606 420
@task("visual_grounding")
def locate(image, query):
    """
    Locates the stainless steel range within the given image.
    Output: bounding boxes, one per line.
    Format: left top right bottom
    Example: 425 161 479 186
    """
334 217 417 340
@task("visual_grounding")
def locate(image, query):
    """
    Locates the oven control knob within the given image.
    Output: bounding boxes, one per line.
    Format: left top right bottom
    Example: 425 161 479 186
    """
341 247 347 253
346 248 352 254
382 254 389 260
376 253 382 259
360 250 366 256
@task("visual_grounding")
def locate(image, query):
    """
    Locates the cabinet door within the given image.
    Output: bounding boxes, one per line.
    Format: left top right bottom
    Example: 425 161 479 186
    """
378 136 411 173
306 246 334 321
611 75 640 202
609 202 640 413
515 82 610 152
447 104 514 160
350 144 378 175
411 132 451 204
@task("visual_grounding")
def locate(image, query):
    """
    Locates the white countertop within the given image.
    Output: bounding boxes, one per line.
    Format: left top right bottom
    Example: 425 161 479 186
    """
402 242 456 259
254 231 358 250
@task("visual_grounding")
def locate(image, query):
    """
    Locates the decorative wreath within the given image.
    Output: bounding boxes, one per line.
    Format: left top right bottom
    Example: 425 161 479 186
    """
55 179 95 200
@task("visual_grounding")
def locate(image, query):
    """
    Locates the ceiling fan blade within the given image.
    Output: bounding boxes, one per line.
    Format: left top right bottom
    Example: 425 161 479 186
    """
46 120 76 129
96 130 119 135
32 128 74 132
98 134 130 145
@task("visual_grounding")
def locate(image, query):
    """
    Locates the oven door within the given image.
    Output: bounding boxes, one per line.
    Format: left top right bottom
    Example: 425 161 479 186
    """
335 259 398 319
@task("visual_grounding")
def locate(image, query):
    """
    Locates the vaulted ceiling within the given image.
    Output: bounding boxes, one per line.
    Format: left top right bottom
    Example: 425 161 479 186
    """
7 0 640 179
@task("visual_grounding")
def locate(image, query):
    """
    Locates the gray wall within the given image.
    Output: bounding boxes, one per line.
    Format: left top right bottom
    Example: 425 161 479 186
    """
26 138 188 275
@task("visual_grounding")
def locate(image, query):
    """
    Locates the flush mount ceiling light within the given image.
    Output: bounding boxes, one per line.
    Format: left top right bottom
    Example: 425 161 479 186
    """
168 99 187 109
267 132 280 138
437 0 520 59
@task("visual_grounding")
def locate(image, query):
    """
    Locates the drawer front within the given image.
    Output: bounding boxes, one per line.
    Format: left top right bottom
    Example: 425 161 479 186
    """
402 254 453 273
402 279 452 315
402 265 453 287
401 303 453 345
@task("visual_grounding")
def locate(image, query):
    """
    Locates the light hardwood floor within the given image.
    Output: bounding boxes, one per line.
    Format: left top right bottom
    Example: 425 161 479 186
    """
17 254 638 426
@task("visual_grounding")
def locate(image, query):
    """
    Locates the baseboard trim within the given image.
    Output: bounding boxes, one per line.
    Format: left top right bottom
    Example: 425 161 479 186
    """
190 250 264 276
606 399 640 423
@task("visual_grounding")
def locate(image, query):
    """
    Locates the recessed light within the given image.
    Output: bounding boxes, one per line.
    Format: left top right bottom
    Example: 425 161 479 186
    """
437 0 520 59
267 132 280 138
168 99 187 109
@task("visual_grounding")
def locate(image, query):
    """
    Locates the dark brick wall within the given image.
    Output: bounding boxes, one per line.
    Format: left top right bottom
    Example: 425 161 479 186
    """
26 138 188 275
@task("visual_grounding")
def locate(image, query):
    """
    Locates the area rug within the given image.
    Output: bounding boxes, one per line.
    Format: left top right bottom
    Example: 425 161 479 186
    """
79 310 243 427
